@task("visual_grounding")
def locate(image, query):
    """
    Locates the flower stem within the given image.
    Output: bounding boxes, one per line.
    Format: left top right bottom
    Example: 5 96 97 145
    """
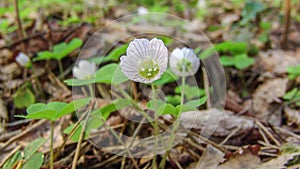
13 0 26 53
151 84 159 169
72 85 94 169
160 76 185 169
71 109 90 169
58 60 64 80
50 121 54 169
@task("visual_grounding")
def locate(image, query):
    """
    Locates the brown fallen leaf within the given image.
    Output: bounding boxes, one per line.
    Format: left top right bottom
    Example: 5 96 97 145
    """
194 145 224 169
257 153 300 169
258 50 300 74
284 107 300 128
217 147 261 169
180 109 254 137
252 78 288 126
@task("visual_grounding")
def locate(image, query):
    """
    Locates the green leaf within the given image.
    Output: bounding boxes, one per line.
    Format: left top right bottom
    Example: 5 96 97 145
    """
157 103 177 116
34 38 83 61
25 109 57 121
185 96 207 107
13 87 35 109
283 88 300 106
220 55 235 66
287 65 300 80
147 99 166 110
240 1 264 25
57 98 90 119
153 69 178 86
3 151 22 169
24 138 47 160
23 99 89 121
96 99 132 119
21 152 44 169
166 95 181 106
26 103 47 114
220 54 254 70
215 41 248 54
64 78 95 86
47 102 68 114
176 105 197 114
65 99 131 142
175 85 205 100
95 63 128 84
233 53 254 69
102 44 128 63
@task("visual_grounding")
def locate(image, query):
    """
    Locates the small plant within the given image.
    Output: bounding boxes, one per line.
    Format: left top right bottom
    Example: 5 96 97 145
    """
16 98 90 169
3 138 46 169
220 53 254 70
240 1 265 25
287 64 300 80
13 83 35 109
34 38 83 78
201 41 254 70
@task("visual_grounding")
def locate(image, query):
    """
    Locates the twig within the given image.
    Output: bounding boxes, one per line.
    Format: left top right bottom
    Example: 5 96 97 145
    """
0 145 21 167
281 0 291 49
220 126 240 145
13 0 26 52
202 67 211 108
0 119 47 150
71 107 92 169
255 120 281 146
50 121 55 169
275 127 300 140
258 127 270 144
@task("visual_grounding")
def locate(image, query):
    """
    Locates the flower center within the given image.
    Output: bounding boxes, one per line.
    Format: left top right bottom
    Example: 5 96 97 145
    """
176 58 192 73
139 59 160 79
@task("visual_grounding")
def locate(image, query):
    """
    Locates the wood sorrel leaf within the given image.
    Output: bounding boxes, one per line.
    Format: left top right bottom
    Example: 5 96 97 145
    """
24 137 47 160
95 63 128 84
22 98 90 121
21 152 44 169
34 38 83 61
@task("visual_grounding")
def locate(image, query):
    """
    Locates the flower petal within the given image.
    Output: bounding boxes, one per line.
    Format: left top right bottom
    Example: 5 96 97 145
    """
120 55 140 81
127 38 150 61
73 60 96 79
169 47 200 77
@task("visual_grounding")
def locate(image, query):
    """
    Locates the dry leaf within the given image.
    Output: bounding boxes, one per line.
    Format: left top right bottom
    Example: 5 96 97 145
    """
259 50 300 74
257 153 300 169
218 150 261 169
195 145 224 169
284 107 300 128
180 109 254 137
252 78 288 125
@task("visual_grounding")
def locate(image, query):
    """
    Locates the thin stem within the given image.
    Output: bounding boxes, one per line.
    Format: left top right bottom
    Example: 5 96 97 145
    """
281 0 291 49
151 84 158 169
50 121 54 169
72 85 94 169
180 76 186 106
58 60 64 80
71 109 90 169
101 118 140 169
160 76 185 169
13 0 26 52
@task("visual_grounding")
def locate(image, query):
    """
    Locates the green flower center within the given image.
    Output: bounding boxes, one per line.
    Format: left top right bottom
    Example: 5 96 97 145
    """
176 58 192 73
139 59 160 79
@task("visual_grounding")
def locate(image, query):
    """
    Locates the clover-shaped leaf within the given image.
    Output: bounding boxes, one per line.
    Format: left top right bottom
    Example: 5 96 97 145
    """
34 38 83 61
18 98 90 121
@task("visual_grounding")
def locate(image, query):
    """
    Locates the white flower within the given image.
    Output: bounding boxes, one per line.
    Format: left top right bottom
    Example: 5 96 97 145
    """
73 60 96 80
15 52 32 68
170 47 200 77
120 38 168 83
137 6 148 14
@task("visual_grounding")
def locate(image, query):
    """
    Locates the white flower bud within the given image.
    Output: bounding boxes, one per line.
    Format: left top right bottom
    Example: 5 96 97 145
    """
73 60 96 80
